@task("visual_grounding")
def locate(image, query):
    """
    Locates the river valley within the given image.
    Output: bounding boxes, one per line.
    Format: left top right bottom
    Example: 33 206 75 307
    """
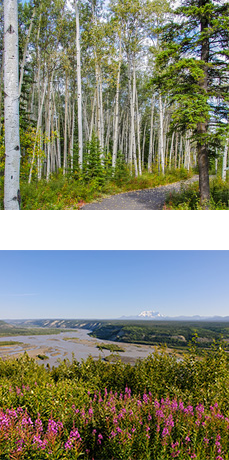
0 329 155 366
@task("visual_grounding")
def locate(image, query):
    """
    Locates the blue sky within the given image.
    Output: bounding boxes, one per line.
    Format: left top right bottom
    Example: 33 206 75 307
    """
0 251 228 319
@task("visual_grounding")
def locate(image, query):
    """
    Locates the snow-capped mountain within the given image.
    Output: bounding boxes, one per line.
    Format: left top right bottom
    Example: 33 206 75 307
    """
120 310 165 320
138 310 165 318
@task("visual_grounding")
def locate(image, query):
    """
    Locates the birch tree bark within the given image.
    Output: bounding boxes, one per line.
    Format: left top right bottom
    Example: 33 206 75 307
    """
4 0 21 210
75 0 83 168
222 139 228 181
148 96 155 172
112 38 122 168
158 91 165 174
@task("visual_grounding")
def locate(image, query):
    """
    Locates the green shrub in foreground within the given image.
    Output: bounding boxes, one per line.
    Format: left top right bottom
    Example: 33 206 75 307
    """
165 178 229 210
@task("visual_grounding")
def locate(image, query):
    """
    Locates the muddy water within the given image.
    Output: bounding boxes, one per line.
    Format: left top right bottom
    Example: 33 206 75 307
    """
0 329 155 367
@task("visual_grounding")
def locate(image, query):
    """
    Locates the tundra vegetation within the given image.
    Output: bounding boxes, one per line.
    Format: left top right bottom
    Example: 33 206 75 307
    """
1 0 229 209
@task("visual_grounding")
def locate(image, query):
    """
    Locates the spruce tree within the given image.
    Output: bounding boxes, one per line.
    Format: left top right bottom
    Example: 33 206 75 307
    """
154 0 229 204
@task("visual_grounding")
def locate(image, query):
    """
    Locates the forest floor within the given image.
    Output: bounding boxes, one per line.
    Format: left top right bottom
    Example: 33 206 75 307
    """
81 175 199 210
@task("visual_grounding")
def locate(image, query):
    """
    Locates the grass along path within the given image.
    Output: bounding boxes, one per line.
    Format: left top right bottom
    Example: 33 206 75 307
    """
81 175 199 210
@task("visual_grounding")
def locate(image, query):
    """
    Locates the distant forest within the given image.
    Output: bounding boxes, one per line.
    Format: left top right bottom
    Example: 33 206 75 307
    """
3 319 229 351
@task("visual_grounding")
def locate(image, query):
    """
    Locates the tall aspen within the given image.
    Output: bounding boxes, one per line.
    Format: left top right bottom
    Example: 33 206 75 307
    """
112 37 122 168
75 0 83 167
4 0 21 210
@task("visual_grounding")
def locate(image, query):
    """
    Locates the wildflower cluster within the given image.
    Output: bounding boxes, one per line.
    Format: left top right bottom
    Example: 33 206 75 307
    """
1 391 229 459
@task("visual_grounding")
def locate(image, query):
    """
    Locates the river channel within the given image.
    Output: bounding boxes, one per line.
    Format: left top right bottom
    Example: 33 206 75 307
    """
0 329 155 367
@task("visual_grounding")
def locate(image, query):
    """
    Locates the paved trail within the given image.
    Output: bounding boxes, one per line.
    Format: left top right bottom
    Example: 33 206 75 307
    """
81 176 199 210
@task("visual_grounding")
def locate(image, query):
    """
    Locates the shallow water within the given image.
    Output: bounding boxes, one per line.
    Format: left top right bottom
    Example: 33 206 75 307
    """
0 329 155 366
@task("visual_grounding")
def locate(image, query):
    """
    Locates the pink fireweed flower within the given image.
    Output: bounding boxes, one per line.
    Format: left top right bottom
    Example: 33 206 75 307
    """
171 442 179 448
179 401 184 411
32 435 44 448
162 427 169 437
65 429 82 450
171 400 178 411
143 393 149 404
47 418 62 437
154 400 160 410
97 433 103 445
148 414 152 421
165 414 174 428
156 410 164 419
88 407 93 417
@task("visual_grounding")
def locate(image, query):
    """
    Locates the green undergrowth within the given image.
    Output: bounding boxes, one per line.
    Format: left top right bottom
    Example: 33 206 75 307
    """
0 168 191 210
164 177 229 210
20 168 191 210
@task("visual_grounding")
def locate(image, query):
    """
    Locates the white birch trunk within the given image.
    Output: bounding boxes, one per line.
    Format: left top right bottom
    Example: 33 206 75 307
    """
112 38 122 168
136 90 142 176
148 96 155 172
142 123 146 170
159 91 164 174
28 77 47 183
89 90 96 141
4 0 21 210
70 102 75 172
46 73 54 181
169 131 175 169
75 0 83 168
63 73 69 175
222 139 228 181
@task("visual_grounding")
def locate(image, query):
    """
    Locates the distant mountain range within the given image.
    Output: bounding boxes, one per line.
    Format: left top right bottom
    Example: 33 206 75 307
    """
4 312 229 329
119 310 229 321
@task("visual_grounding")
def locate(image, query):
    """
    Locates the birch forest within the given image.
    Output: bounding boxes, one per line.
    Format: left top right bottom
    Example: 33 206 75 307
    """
1 0 229 209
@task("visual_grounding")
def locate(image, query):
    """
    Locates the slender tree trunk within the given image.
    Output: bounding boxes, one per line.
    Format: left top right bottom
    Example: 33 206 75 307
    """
89 90 96 141
136 90 142 176
63 72 69 175
142 123 146 170
222 139 228 181
0 50 4 136
4 0 21 210
75 0 83 168
197 3 210 203
112 38 122 168
46 72 54 181
28 77 47 183
159 91 164 174
169 131 175 169
70 101 75 173
127 58 133 170
148 96 155 172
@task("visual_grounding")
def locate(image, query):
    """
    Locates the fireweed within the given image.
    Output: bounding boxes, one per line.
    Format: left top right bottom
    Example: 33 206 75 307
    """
0 392 228 459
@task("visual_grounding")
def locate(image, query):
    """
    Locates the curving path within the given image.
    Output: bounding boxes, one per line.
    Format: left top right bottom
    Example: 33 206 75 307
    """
81 175 199 210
